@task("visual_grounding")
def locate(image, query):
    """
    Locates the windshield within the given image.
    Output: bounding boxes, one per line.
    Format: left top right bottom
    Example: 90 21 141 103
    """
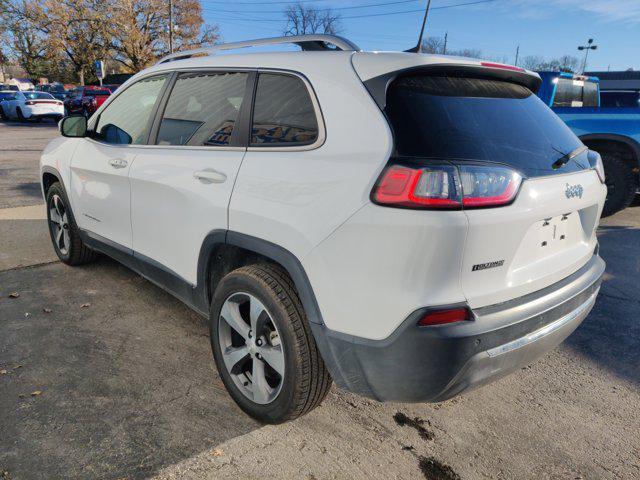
24 92 54 100
85 89 111 96
385 75 587 177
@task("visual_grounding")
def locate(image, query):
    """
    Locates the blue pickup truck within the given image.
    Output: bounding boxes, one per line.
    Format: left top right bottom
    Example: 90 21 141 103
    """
537 71 640 216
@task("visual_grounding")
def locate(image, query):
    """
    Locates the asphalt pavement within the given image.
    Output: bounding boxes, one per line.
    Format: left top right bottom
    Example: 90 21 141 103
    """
0 119 639 480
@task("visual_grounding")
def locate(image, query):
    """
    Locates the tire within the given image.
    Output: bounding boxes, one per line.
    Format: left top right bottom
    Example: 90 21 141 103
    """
210 264 331 424
601 152 638 217
0 106 6 120
45 182 97 265
16 108 26 122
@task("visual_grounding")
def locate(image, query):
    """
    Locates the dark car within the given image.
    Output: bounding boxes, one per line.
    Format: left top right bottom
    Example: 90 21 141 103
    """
63 86 112 117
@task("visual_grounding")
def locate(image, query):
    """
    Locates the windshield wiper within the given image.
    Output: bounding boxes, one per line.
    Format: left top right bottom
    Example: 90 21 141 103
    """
552 145 588 170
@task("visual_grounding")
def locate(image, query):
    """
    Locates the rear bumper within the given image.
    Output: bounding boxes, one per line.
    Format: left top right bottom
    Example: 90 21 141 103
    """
311 253 605 402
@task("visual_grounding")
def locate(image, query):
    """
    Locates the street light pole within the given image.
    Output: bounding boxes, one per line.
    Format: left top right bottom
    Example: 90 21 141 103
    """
169 0 174 54
578 38 597 74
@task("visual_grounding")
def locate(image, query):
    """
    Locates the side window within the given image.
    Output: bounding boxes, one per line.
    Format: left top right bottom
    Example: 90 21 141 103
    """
156 72 248 146
95 75 167 145
251 73 318 146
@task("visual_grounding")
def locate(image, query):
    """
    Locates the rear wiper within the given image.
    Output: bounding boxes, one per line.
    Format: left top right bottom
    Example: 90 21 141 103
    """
552 146 588 170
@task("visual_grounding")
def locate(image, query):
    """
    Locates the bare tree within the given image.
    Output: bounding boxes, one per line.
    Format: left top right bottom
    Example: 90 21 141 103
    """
283 2 341 36
420 36 445 54
557 55 579 73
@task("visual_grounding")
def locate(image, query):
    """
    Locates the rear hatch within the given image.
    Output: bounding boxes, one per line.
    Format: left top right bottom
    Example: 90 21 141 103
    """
378 68 606 308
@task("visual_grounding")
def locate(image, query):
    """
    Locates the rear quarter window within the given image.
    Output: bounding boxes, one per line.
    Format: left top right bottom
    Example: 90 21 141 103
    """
250 73 318 146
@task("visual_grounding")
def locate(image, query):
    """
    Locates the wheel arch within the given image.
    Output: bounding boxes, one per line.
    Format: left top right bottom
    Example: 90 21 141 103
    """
41 166 65 200
581 133 640 171
197 230 325 326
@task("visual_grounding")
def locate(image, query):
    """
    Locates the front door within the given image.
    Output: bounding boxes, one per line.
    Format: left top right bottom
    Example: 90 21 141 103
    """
129 71 251 284
69 74 169 249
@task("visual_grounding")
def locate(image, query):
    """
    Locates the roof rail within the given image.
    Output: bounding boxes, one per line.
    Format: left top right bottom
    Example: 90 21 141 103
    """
156 34 361 65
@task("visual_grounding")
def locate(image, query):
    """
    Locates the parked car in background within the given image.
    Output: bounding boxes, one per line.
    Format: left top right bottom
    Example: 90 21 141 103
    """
102 84 121 93
537 71 640 216
42 35 606 424
6 77 35 91
0 90 64 122
64 86 112 117
601 90 640 108
38 83 70 102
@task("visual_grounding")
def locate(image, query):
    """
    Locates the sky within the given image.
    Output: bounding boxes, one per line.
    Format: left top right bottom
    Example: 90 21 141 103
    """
200 0 640 72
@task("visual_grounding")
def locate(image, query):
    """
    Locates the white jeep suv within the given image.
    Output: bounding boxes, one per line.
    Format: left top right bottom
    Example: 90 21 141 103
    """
40 35 606 424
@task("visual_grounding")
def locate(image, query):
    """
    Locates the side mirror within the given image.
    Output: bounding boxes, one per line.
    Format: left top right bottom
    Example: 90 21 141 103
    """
59 115 87 138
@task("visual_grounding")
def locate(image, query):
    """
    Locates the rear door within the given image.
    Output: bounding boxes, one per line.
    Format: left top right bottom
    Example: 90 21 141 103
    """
69 74 169 249
129 70 251 285
384 74 606 308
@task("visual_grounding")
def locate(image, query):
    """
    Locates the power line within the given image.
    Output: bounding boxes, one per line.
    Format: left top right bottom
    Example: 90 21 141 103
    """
201 0 421 15
203 0 500 21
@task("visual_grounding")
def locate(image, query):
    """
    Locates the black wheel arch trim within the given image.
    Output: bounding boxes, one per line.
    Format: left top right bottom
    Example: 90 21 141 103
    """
197 230 325 326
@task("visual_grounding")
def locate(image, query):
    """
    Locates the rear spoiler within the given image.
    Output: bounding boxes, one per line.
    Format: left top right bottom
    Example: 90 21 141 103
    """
363 64 542 111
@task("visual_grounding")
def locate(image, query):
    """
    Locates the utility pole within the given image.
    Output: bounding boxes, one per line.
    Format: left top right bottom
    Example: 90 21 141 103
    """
169 0 174 54
514 45 520 66
578 38 597 74
443 32 448 55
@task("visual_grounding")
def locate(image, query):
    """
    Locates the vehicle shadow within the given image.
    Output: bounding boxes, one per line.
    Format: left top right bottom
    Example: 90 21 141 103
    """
564 224 640 386
0 257 260 480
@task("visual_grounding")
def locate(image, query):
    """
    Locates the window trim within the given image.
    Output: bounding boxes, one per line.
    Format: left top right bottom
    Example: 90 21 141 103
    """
87 72 173 147
85 66 325 152
247 69 326 152
148 69 255 149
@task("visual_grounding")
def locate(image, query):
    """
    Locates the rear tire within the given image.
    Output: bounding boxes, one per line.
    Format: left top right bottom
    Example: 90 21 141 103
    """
16 108 26 122
210 264 331 424
601 152 638 217
46 182 97 266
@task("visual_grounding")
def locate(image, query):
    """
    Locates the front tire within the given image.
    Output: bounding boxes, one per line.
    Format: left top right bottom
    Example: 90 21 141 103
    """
602 152 638 217
46 182 97 265
210 264 331 424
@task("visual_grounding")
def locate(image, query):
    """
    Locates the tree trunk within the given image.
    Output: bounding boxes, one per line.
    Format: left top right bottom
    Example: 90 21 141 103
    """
79 68 84 86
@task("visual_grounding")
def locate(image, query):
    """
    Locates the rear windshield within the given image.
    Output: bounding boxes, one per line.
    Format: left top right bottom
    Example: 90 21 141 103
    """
385 75 587 177
553 77 598 107
24 92 54 100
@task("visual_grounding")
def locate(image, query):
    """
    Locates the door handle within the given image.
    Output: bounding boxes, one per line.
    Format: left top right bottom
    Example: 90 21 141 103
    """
108 158 128 169
194 169 227 184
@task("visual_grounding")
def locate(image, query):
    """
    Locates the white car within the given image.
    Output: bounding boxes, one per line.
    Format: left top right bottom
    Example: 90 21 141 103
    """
39 35 606 424
1 90 64 122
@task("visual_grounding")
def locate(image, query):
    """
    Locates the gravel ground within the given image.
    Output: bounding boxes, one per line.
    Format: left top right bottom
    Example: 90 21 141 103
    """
0 121 639 480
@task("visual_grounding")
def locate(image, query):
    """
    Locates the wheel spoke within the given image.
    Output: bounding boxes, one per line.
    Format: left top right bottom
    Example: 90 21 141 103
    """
220 300 249 339
49 208 62 225
56 228 64 249
249 297 265 334
62 229 70 251
251 359 273 404
257 345 284 377
222 345 249 373
53 196 64 218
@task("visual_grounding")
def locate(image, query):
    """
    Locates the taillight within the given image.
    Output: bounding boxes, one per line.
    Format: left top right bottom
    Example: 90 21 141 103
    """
25 101 35 105
588 150 606 184
418 307 472 326
373 162 522 209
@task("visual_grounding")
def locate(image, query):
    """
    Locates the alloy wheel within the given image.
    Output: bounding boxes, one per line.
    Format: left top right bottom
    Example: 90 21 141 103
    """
49 194 70 255
218 292 285 405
